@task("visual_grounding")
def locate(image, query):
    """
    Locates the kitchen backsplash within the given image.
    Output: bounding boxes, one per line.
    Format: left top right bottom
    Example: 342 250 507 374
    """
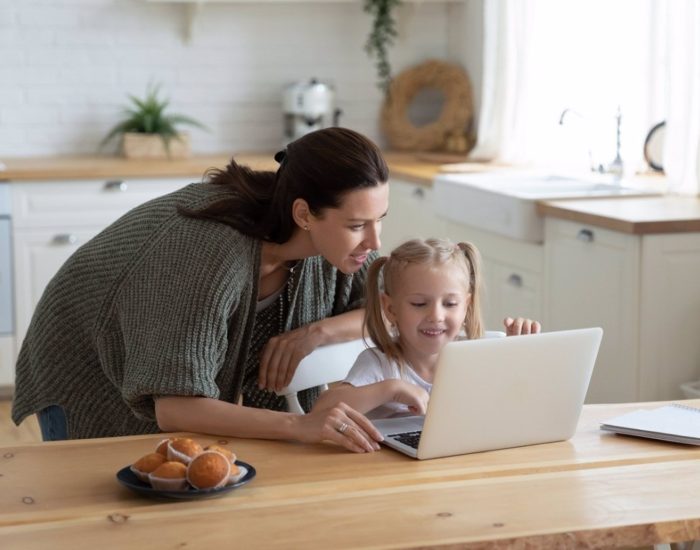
1 0 480 157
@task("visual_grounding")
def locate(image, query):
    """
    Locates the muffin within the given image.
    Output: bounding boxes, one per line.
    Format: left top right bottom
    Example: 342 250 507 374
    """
167 437 203 465
148 461 188 491
204 445 236 464
228 463 246 485
155 438 173 457
130 452 167 482
186 451 231 490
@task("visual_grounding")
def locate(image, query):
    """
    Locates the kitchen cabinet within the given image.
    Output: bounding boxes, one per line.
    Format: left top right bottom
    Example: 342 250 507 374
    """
638 233 700 401
544 218 700 403
380 179 448 254
386 184 700 403
9 177 191 377
544 219 640 403
0 336 13 387
443 221 544 331
13 228 101 358
383 180 545 334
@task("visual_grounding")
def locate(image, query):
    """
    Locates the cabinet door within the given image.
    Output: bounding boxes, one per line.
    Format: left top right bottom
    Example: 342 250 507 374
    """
13 228 100 351
544 218 640 403
487 262 542 330
443 221 544 332
12 178 191 230
0 335 14 386
640 233 700 400
380 179 448 254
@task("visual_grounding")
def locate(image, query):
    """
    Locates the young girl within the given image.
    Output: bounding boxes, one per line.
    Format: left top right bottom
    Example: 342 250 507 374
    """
312 238 541 420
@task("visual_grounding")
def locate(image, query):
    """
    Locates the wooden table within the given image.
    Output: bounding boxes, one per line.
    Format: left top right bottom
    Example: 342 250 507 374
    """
2 401 700 549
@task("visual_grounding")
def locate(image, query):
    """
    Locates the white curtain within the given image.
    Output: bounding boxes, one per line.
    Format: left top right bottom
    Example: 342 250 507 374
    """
468 0 535 164
661 1 700 195
471 0 700 195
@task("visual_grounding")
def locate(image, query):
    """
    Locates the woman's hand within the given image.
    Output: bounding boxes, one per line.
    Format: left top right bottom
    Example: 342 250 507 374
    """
504 317 542 336
295 401 384 453
390 380 430 415
259 323 324 392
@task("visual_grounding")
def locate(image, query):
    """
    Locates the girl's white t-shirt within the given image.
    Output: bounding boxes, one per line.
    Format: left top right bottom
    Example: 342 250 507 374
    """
342 348 432 419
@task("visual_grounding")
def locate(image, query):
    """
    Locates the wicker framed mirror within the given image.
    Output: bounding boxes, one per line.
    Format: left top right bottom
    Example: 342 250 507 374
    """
381 59 473 152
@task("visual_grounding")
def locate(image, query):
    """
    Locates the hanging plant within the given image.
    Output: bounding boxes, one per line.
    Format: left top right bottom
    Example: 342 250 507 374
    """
363 0 402 95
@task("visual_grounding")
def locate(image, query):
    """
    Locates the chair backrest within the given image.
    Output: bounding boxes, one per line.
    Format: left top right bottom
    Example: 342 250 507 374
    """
276 339 369 414
277 331 506 415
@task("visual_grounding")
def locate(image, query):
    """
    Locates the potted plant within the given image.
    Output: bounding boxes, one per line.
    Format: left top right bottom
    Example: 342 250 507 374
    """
101 84 206 159
364 0 402 94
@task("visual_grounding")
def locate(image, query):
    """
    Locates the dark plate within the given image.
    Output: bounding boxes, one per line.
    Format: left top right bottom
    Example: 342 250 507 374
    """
116 460 256 500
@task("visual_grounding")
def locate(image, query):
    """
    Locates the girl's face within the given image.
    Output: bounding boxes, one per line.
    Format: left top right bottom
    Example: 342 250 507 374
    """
308 183 389 274
382 262 471 365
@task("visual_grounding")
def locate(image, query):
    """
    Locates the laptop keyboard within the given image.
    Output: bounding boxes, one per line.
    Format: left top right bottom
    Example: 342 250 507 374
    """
389 430 422 449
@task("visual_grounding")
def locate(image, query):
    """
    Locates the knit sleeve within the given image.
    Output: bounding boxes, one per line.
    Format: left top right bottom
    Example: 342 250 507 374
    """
111 221 253 421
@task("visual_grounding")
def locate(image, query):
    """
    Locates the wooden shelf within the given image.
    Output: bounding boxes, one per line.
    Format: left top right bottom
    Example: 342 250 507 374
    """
145 0 459 42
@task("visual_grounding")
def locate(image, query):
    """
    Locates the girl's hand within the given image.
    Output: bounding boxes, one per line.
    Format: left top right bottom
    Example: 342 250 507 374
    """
504 317 542 336
389 380 430 415
295 402 384 453
259 324 324 392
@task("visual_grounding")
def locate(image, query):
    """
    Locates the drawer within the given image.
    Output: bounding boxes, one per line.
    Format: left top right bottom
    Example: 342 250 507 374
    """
11 177 193 229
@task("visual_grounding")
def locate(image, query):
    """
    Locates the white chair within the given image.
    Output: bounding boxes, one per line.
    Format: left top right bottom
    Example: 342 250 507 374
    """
276 331 506 414
276 338 369 414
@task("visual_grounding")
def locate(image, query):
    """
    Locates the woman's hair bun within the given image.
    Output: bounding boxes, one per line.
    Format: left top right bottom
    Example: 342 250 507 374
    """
274 150 287 164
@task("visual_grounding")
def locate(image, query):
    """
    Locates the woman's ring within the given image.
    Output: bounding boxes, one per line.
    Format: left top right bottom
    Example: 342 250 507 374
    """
336 422 349 434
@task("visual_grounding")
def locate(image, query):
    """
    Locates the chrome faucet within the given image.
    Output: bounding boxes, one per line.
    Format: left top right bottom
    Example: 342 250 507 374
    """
559 106 624 179
607 106 624 178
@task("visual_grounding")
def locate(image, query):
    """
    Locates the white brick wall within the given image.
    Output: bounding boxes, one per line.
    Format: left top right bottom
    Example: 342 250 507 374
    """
0 0 476 157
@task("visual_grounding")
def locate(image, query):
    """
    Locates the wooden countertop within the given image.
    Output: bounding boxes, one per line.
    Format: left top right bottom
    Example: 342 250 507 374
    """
537 195 700 235
2 400 700 548
0 154 266 181
0 152 486 185
3 153 700 234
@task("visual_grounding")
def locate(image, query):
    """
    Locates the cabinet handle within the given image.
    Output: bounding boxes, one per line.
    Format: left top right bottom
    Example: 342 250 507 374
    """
576 229 594 243
412 187 425 199
104 180 128 192
507 273 523 288
52 234 78 245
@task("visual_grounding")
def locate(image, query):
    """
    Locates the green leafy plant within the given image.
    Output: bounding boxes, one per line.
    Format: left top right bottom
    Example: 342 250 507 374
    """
364 0 402 95
100 84 206 151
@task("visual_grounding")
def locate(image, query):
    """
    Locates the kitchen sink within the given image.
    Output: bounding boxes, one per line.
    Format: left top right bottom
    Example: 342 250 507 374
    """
433 171 661 243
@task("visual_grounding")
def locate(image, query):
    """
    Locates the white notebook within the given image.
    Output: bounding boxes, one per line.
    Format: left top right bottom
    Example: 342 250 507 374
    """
600 404 700 445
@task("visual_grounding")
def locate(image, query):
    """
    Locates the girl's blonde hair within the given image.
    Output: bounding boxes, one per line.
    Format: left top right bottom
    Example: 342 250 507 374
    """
364 238 483 369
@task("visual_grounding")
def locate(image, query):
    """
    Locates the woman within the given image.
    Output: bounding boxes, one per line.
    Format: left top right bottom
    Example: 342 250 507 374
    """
12 127 386 453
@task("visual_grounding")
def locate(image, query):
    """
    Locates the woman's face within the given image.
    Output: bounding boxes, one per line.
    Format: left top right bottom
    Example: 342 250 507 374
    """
308 183 389 274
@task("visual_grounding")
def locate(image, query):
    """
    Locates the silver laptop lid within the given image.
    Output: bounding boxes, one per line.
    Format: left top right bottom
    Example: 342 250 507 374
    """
416 327 602 459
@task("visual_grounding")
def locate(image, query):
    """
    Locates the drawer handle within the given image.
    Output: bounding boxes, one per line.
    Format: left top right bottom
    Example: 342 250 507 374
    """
576 229 594 243
52 234 78 245
507 274 523 288
412 187 425 199
104 180 128 192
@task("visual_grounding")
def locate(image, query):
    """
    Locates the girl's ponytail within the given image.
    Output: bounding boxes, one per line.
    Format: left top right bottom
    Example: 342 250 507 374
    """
457 241 484 339
363 257 404 366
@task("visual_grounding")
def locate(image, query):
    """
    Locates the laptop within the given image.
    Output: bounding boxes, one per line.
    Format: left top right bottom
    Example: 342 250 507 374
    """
372 327 603 460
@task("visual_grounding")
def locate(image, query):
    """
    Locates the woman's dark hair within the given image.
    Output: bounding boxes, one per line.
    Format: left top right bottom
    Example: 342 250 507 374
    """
179 127 389 243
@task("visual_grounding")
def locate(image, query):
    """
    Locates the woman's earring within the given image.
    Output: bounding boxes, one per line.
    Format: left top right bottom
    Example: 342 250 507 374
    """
304 225 309 231
390 323 399 339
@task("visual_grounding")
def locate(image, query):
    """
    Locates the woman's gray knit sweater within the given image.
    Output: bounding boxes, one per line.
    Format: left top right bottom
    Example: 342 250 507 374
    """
11 183 374 439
